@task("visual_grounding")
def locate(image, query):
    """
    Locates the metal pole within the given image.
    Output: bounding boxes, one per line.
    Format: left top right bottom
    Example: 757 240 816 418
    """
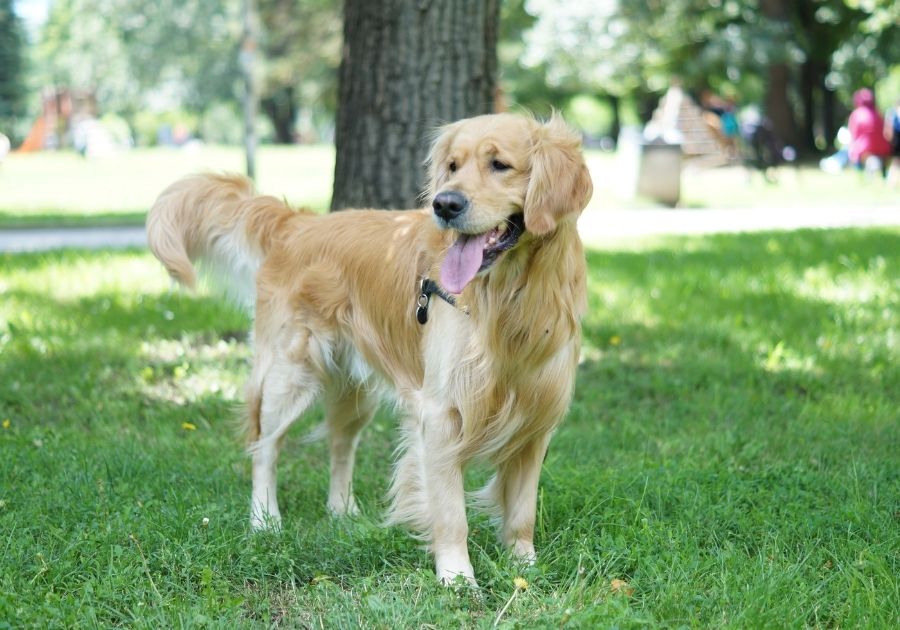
240 0 258 180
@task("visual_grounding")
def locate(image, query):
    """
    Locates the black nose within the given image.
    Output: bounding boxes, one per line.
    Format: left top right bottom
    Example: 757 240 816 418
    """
432 191 468 221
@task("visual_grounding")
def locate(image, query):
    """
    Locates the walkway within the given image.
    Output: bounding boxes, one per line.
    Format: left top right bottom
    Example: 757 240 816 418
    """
0 206 897 253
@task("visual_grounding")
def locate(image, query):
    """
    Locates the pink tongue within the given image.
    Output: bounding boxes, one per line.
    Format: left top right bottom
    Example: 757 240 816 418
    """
440 233 490 294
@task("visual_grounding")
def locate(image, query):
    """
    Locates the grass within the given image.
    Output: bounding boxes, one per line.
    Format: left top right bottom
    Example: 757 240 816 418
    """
1 228 899 627
1 146 897 228
0 145 336 227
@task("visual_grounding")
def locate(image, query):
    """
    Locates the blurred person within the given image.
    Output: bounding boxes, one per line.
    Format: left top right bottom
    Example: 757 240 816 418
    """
740 106 789 183
701 90 741 161
718 97 740 160
819 126 851 174
0 133 9 164
700 89 727 145
884 99 900 188
848 88 890 175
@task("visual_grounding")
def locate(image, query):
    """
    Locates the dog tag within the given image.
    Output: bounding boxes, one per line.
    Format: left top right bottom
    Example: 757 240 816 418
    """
416 293 429 325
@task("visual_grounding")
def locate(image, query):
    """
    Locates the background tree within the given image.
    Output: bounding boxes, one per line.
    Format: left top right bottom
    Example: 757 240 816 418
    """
0 0 26 142
519 0 900 153
257 0 340 143
17 0 900 156
519 0 637 143
331 0 500 210
496 0 571 115
37 0 241 135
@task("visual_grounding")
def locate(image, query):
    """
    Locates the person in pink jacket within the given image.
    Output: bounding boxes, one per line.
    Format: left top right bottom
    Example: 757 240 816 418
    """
848 88 891 170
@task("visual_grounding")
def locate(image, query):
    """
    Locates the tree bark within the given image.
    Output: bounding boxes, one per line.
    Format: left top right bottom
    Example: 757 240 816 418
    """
262 85 297 144
800 61 816 153
240 0 259 180
608 93 620 145
761 0 799 149
331 0 500 211
822 83 837 152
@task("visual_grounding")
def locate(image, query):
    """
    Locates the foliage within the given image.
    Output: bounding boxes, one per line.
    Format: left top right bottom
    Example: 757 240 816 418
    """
830 0 900 96
499 0 570 116
523 0 900 103
131 109 201 147
112 0 243 112
516 0 900 147
198 102 245 146
0 0 27 140
36 0 241 129
32 0 339 144
1 229 898 625
257 0 341 143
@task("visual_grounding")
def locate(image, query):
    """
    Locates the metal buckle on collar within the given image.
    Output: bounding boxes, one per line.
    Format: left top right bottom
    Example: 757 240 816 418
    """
416 277 464 325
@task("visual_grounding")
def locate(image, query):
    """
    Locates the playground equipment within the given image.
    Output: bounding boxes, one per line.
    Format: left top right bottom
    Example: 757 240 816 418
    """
16 88 97 152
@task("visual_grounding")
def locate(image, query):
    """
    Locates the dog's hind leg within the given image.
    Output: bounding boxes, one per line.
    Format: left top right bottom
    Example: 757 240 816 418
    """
249 357 321 531
322 382 378 516
491 435 552 563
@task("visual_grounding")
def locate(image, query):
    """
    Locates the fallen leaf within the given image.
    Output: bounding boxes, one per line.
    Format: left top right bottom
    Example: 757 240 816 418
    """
610 578 634 596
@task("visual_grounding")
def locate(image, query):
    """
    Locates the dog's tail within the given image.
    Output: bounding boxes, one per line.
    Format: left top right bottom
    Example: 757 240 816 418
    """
146 173 297 309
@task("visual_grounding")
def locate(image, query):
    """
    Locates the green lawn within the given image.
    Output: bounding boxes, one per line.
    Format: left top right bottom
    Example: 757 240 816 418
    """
0 145 335 227
1 229 898 627
1 146 897 228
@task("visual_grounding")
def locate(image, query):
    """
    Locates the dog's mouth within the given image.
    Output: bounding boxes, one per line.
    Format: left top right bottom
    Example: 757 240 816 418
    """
439 213 525 294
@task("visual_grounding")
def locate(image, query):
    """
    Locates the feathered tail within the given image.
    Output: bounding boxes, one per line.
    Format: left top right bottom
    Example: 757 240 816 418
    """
146 173 297 308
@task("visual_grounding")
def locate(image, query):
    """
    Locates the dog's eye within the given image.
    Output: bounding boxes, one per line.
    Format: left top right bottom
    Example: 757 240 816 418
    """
449 161 457 173
490 159 511 172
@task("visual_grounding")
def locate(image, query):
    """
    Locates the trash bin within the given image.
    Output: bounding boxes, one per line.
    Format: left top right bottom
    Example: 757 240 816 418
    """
618 128 683 207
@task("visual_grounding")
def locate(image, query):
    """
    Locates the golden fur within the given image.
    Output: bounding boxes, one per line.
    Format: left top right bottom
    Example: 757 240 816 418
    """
146 112 592 584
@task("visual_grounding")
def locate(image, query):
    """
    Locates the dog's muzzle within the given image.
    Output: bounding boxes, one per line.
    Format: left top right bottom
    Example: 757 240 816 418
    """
432 191 468 223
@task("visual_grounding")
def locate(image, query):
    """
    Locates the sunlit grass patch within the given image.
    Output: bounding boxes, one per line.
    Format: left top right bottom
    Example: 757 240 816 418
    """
0 145 335 224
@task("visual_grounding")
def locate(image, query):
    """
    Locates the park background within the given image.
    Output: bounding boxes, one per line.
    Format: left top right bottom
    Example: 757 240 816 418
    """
1 0 899 627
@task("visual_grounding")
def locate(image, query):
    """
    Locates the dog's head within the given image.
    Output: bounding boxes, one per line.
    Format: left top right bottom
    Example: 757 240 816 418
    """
426 113 593 294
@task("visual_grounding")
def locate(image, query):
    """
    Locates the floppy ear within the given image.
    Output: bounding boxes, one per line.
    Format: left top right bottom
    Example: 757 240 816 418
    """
423 120 463 203
524 114 594 236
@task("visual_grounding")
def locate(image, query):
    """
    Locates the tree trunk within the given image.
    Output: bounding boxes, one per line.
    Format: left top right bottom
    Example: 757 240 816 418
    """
822 83 837 152
608 93 620 145
240 0 259 180
331 0 500 211
262 85 297 144
761 0 799 149
800 61 817 153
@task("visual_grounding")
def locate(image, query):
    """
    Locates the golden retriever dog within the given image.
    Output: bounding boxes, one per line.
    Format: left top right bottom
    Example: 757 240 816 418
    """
146 112 592 584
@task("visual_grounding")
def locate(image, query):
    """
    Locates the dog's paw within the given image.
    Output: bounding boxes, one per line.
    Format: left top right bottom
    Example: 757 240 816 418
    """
327 495 360 517
510 539 537 565
436 555 477 588
439 571 479 589
250 510 282 532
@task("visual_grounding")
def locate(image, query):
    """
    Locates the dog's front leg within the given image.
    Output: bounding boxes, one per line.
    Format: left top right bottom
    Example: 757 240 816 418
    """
422 408 476 585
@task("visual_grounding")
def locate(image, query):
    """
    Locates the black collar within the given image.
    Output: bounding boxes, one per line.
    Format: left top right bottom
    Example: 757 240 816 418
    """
415 277 467 324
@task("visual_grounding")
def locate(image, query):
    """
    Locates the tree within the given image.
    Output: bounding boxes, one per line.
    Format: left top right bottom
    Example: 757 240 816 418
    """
497 0 572 117
518 0 900 154
519 0 635 141
37 0 242 131
331 0 500 211
0 0 25 141
257 0 341 143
